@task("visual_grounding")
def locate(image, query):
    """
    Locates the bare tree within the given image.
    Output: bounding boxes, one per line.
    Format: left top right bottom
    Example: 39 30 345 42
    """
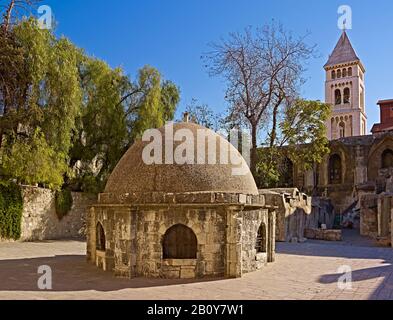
1 0 40 33
203 22 315 174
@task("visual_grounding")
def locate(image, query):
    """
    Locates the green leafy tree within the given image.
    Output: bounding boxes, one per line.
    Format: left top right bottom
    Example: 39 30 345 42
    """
0 11 181 193
69 58 129 192
2 129 68 189
69 64 180 193
0 19 82 188
128 66 180 142
256 99 331 188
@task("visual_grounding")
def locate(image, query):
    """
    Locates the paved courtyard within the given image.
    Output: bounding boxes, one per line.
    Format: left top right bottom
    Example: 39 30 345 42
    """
0 231 393 300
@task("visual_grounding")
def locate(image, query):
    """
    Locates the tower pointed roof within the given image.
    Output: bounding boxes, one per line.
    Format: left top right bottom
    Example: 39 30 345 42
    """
324 31 360 68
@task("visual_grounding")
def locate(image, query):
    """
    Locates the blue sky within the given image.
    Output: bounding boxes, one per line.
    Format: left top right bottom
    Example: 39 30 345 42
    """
43 0 393 132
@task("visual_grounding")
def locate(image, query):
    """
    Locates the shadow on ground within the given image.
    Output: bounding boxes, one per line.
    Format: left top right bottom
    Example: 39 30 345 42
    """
0 255 225 292
276 230 393 300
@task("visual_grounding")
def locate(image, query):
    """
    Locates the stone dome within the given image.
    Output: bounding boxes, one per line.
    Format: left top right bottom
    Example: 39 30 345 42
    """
104 122 258 195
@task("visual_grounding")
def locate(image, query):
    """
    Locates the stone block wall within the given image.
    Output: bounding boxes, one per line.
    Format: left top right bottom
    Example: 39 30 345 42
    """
260 189 311 242
88 202 276 279
136 207 227 278
20 186 96 241
89 205 228 279
305 198 336 230
360 194 381 238
304 228 342 241
241 209 274 273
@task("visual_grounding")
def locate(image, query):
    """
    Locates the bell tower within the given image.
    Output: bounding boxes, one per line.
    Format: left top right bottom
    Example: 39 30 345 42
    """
324 31 367 140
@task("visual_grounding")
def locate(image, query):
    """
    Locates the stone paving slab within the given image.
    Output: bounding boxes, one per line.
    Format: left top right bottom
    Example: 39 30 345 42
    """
0 239 392 300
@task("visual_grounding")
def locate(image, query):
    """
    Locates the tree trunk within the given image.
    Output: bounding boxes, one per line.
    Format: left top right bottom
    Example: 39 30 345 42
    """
3 0 15 33
250 124 258 176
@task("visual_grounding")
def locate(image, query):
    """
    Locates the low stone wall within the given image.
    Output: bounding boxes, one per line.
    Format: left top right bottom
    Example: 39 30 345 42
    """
259 188 311 242
20 186 96 241
360 194 379 238
304 228 342 241
306 197 336 230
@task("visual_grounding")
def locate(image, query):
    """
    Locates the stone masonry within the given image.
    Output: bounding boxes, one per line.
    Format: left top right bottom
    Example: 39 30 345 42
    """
20 186 96 241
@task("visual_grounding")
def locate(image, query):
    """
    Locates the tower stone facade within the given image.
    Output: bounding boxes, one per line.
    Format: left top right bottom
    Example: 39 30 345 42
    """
325 31 367 140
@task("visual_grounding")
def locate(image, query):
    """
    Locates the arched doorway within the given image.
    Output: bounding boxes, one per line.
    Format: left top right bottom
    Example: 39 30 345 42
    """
255 223 267 253
329 154 342 184
163 224 197 259
382 149 393 169
96 222 106 251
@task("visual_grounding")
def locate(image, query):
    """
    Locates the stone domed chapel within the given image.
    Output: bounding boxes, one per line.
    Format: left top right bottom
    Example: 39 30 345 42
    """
87 122 276 279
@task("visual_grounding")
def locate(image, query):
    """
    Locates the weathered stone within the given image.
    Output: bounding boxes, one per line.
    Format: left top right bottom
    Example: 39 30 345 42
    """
304 228 342 241
19 186 96 241
87 122 276 280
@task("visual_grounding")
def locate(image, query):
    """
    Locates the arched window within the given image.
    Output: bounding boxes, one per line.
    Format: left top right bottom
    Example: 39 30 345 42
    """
163 224 197 259
335 89 342 105
339 122 345 138
382 149 393 169
343 88 350 104
331 70 336 80
329 154 342 184
255 223 267 253
96 222 106 251
348 67 353 76
337 69 342 78
281 157 294 187
342 68 347 77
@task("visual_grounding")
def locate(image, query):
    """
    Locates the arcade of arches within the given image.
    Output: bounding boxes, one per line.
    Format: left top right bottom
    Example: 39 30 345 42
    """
280 133 393 245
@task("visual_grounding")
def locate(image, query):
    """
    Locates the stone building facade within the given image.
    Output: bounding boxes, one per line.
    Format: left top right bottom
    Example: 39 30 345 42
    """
273 31 393 245
87 122 276 279
295 133 393 216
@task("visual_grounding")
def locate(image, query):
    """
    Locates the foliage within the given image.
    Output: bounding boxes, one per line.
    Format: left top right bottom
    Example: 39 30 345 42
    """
203 22 315 173
281 99 331 169
0 19 81 188
1 129 68 189
55 188 73 220
69 58 129 190
69 64 180 193
184 99 222 131
0 15 181 193
256 100 331 188
128 66 180 142
0 181 23 240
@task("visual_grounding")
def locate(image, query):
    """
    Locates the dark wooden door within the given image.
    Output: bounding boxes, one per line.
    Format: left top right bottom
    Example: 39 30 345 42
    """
163 224 197 259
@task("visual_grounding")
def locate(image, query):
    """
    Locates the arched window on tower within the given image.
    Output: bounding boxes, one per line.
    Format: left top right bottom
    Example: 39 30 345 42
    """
348 67 353 76
339 122 345 138
329 154 342 184
255 223 267 253
343 68 347 77
163 224 197 259
331 70 336 80
343 88 350 104
337 69 342 78
382 149 393 169
335 89 342 105
96 222 106 251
